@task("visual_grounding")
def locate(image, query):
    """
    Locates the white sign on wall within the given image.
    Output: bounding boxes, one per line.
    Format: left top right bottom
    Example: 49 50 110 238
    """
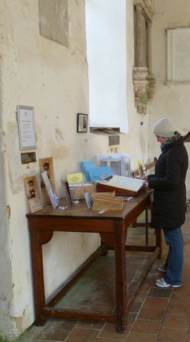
167 27 190 82
16 105 36 151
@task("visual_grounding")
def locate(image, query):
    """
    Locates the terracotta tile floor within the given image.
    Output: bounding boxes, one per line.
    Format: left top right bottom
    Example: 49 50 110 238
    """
20 206 190 341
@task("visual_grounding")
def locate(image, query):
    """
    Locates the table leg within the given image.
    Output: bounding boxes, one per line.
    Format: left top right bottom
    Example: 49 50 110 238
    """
30 230 52 325
100 235 109 256
114 222 127 332
145 208 149 246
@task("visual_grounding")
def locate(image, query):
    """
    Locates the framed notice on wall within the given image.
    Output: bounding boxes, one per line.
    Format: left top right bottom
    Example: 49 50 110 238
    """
167 27 190 82
17 105 36 151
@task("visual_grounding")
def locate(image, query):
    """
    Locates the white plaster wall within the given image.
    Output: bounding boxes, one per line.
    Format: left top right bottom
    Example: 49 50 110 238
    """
0 0 153 339
149 0 190 197
0 0 99 339
0 59 15 339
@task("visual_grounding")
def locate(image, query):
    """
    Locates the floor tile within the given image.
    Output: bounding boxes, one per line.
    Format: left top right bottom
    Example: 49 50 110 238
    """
98 322 131 340
162 313 189 330
75 320 104 330
34 320 76 341
64 327 98 342
148 287 172 298
158 327 188 342
139 297 168 320
131 319 161 334
126 332 157 341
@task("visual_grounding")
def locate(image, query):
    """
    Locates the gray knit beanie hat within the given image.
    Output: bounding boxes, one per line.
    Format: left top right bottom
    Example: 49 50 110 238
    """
153 117 174 138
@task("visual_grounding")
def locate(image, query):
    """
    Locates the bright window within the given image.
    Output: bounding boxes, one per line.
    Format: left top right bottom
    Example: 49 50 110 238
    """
85 0 128 132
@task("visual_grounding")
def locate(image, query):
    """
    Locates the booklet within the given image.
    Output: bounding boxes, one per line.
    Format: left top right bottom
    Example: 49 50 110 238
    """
41 171 59 208
97 175 144 196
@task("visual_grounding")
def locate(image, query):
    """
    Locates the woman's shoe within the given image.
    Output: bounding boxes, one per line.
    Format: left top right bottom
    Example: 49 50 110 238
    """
157 265 167 273
155 277 181 288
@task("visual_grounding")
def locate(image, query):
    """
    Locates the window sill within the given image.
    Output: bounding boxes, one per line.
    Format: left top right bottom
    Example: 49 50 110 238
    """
90 127 120 135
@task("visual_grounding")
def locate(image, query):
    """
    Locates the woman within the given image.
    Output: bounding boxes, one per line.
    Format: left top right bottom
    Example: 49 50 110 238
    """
148 117 188 288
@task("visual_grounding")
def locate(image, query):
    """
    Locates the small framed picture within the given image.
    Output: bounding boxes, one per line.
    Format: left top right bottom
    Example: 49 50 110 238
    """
77 113 88 133
24 175 42 213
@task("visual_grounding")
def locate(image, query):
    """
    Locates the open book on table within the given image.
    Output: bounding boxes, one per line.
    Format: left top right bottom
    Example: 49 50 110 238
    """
96 175 144 196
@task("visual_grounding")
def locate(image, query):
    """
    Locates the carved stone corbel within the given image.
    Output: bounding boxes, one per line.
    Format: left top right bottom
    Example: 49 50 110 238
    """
133 67 155 114
133 67 149 114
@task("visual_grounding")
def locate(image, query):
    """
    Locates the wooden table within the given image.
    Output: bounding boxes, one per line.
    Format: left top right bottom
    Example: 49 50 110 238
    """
27 189 161 332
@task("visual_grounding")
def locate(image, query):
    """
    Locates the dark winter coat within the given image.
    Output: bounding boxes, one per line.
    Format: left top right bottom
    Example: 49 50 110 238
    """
148 136 188 229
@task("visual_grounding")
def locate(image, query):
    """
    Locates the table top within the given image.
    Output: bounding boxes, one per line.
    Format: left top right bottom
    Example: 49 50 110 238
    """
27 189 151 221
